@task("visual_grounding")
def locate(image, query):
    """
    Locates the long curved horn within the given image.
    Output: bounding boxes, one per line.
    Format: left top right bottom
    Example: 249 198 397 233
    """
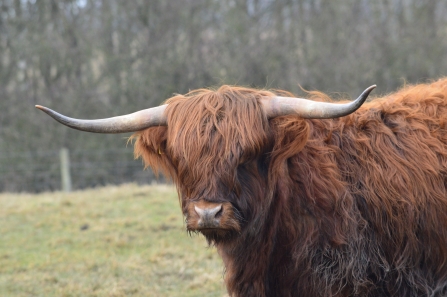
261 85 376 119
35 105 167 133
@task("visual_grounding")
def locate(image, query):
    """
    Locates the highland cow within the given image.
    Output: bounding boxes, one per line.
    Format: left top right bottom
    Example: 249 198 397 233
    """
37 78 447 297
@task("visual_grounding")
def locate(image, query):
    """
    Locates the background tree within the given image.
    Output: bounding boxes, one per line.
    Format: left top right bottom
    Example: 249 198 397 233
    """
1 0 446 191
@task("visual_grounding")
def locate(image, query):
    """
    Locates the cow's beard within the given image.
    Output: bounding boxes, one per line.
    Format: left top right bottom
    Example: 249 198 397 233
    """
204 228 241 245
187 228 240 245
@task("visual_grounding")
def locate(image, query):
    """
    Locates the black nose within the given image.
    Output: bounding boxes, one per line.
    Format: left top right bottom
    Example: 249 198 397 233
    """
194 204 223 228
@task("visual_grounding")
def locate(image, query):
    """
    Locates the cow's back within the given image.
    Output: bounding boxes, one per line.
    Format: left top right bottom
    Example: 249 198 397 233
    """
287 78 447 296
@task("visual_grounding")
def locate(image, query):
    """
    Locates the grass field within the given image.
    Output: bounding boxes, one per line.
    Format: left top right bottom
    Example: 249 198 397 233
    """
0 184 227 297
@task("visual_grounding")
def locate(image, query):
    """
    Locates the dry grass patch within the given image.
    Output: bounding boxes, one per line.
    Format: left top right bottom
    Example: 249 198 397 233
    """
0 184 227 297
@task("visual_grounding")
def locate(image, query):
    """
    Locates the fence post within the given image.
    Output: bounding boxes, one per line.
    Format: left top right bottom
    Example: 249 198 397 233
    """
60 148 72 192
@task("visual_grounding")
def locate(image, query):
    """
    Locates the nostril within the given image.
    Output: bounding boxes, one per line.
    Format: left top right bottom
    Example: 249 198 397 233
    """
208 204 222 219
194 205 206 217
215 206 223 219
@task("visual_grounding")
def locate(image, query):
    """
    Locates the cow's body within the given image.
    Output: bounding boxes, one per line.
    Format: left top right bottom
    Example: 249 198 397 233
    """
133 79 447 297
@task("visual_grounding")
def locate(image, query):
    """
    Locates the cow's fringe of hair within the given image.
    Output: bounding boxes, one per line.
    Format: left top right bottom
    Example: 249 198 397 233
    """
132 78 447 297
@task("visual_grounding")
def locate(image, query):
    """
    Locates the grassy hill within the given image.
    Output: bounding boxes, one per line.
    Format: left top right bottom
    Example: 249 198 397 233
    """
0 184 227 297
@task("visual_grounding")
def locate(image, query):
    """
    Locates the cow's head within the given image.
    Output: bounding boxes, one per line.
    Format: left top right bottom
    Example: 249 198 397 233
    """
36 85 375 243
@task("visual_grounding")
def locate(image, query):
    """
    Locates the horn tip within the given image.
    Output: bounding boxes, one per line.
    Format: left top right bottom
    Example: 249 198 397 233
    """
362 85 377 96
35 105 54 114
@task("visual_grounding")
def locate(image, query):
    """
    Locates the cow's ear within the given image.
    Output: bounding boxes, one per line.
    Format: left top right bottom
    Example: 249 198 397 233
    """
130 126 175 179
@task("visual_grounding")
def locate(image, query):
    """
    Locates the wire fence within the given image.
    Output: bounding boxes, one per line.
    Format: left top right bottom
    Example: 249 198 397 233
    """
0 148 163 192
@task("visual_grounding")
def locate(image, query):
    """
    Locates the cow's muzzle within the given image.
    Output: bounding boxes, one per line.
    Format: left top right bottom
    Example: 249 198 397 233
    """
186 200 239 233
194 204 223 228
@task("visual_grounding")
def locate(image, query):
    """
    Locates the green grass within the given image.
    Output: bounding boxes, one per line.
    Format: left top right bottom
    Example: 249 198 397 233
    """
0 184 227 297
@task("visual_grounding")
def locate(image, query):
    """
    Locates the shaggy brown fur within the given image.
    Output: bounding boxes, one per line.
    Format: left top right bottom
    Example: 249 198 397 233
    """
132 79 447 297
